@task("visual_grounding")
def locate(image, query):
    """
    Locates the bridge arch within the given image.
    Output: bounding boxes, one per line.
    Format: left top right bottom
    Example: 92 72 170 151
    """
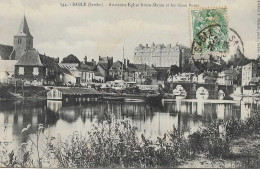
196 87 209 99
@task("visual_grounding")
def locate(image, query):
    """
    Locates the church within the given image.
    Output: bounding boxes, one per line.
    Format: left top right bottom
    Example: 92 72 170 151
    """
0 16 47 85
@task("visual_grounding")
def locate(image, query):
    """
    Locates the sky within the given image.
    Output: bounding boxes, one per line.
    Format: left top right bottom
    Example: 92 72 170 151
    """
0 0 257 62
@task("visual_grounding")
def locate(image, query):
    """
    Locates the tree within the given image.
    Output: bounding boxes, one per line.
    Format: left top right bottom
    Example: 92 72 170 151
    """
61 54 80 64
182 61 192 73
144 77 152 85
169 65 181 76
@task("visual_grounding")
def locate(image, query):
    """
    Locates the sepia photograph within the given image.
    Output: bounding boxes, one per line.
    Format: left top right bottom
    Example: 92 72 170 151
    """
0 0 259 168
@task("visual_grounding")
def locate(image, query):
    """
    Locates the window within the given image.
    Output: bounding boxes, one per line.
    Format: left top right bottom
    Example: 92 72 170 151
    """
33 67 39 76
18 38 22 44
18 67 24 75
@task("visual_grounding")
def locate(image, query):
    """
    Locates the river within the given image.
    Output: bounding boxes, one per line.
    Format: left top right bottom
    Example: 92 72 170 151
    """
0 97 258 151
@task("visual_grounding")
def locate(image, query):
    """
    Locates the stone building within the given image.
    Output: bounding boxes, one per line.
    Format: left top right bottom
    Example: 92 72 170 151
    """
14 49 45 85
134 43 190 68
242 62 258 86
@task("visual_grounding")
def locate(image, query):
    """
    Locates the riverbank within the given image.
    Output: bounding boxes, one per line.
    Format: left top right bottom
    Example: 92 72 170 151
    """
179 134 260 168
0 85 47 100
1 112 259 168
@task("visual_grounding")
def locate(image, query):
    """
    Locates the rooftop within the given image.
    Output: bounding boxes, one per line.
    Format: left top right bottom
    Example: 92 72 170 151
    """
15 49 43 66
0 44 13 60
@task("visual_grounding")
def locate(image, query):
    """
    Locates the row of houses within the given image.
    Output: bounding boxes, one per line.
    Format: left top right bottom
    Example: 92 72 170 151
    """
0 49 158 86
0 15 158 86
60 56 158 86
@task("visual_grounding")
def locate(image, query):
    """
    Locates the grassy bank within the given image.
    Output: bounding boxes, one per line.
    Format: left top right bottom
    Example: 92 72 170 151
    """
0 84 47 100
1 112 260 168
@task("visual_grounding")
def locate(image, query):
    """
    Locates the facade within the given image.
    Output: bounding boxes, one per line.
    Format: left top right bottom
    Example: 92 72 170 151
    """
80 70 95 83
217 69 238 85
94 71 105 83
79 70 105 84
127 63 157 84
61 73 77 85
14 49 45 85
109 61 125 80
134 43 190 67
242 62 258 86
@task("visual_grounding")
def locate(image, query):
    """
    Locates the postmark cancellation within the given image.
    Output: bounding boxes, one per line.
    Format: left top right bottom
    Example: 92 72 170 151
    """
189 7 229 55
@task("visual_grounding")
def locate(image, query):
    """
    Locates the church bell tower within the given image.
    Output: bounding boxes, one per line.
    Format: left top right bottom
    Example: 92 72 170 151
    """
13 15 33 60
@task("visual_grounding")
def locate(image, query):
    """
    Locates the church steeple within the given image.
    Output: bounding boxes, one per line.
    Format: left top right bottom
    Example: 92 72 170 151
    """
16 15 33 37
13 15 33 60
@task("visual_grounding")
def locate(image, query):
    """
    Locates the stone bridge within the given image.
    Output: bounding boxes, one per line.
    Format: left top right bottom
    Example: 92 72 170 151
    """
164 82 234 99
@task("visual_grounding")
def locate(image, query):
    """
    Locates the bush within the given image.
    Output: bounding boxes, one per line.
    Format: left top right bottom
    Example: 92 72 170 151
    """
49 120 192 168
189 125 231 158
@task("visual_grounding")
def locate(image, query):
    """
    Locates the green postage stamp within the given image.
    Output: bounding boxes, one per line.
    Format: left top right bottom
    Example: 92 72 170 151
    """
190 7 229 54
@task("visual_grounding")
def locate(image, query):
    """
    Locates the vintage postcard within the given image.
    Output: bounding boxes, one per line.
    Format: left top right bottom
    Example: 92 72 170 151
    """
0 0 259 168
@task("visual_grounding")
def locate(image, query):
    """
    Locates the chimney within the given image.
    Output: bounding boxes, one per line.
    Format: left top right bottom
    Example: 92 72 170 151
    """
127 59 129 67
84 56 87 64
146 44 148 48
92 59 96 67
139 44 142 47
124 59 126 69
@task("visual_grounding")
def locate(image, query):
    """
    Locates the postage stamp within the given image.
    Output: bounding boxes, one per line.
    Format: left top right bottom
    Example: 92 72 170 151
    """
190 7 229 54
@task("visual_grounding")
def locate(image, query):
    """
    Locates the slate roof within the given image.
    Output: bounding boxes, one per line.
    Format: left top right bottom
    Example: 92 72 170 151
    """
39 54 58 68
128 64 157 73
0 44 13 60
94 71 104 77
58 67 72 75
15 49 43 66
54 87 101 95
58 63 79 69
109 61 123 70
78 63 94 71
97 63 108 70
250 77 260 83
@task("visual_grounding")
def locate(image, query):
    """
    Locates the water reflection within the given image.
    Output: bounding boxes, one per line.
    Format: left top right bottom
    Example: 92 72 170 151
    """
0 97 258 148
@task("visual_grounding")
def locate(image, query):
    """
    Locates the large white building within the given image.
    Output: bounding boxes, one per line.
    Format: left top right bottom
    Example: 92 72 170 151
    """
242 62 258 86
134 43 190 68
